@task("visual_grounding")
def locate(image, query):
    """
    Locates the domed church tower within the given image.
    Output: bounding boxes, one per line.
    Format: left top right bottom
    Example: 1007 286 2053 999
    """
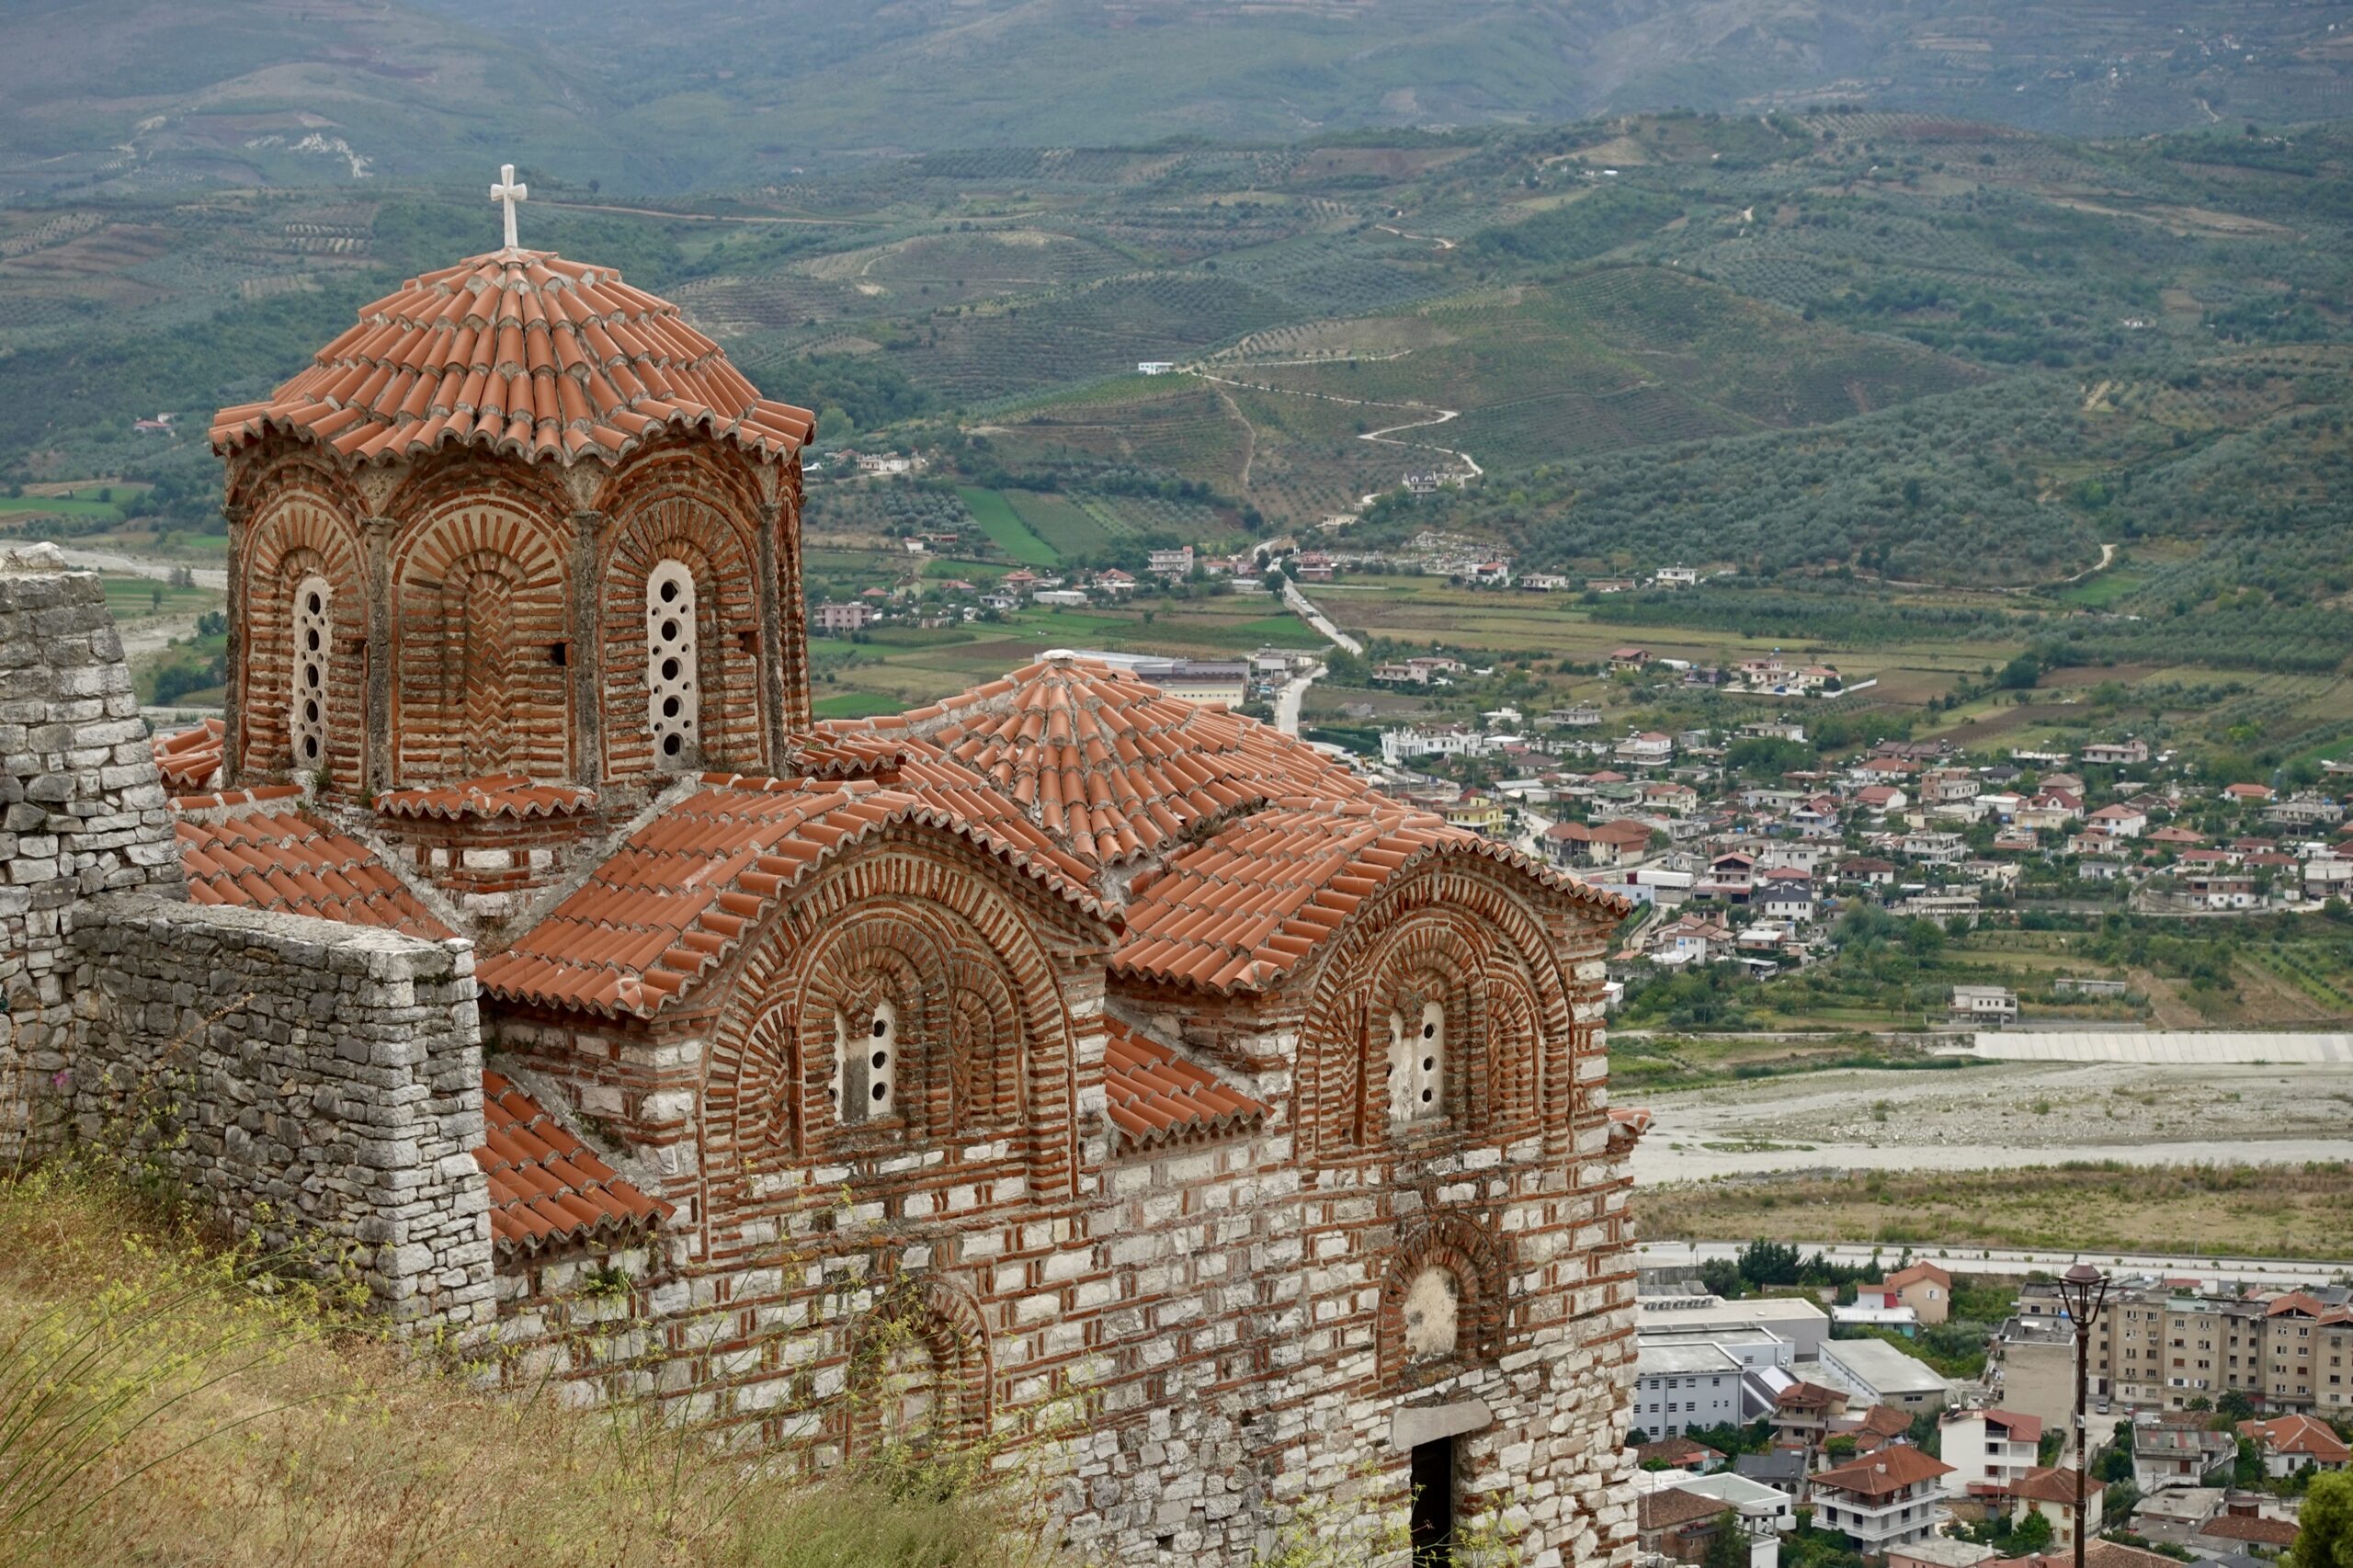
210 203 813 915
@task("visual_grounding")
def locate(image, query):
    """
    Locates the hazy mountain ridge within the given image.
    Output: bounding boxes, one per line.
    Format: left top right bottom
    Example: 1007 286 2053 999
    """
3 0 2345 199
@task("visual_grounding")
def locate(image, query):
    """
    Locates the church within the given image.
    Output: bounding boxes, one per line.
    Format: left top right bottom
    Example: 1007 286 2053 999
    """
14 183 1642 1563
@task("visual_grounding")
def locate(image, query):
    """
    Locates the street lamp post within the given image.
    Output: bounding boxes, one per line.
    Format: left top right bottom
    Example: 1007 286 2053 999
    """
2059 1263 2112 1568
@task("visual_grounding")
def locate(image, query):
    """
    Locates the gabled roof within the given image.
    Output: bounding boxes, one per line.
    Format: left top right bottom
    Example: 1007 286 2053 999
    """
1964 1407 2044 1444
1110 797 1627 994
1101 1017 1267 1152
176 809 452 938
211 250 813 470
1639 1487 1727 1531
2197 1516 2299 1547
477 774 1110 1017
823 654 1376 870
2236 1414 2350 1463
2011 1467 2086 1505
477 1070 670 1256
1886 1260 1951 1290
1813 1444 1953 1496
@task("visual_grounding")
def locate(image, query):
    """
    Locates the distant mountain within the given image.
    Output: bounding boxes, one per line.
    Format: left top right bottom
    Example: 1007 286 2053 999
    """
4 0 2347 198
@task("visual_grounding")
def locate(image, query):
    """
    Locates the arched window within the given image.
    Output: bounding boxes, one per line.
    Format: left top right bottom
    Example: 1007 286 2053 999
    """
290 574 331 772
644 560 699 769
1388 1000 1445 1125
835 998 898 1125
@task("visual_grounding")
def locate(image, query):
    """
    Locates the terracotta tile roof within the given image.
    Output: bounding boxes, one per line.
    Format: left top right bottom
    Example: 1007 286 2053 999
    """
176 809 451 937
2236 1414 2350 1463
173 784 306 814
2197 1515 2299 1548
1639 1487 1727 1531
823 654 1376 870
1858 1403 1915 1438
374 775 596 821
1973 1408 2044 1444
1101 1017 1267 1151
1886 1260 1952 1289
1635 1437 1723 1466
153 718 223 791
1112 798 1630 994
477 1070 670 1256
477 776 1109 1018
1776 1381 1845 1411
1812 1444 1953 1496
210 250 813 470
2010 1466 2086 1505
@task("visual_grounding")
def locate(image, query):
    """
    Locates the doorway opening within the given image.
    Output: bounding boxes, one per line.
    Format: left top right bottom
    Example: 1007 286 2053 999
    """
1410 1436 1455 1566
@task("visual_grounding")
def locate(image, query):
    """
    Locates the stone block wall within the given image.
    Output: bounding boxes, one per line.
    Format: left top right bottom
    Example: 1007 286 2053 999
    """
68 894 496 1335
0 549 186 1162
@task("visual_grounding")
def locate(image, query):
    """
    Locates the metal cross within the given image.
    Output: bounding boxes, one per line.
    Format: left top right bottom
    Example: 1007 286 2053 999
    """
490 164 529 252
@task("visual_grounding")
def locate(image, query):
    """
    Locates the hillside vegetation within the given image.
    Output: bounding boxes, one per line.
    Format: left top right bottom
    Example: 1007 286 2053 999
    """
0 1167 1040 1568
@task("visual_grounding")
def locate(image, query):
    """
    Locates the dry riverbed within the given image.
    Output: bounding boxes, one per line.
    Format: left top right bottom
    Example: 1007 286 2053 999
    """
1626 1057 2353 1186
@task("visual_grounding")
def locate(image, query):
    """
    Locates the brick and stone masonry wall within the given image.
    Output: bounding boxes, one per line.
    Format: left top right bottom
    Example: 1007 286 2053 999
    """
68 895 497 1335
0 548 186 1163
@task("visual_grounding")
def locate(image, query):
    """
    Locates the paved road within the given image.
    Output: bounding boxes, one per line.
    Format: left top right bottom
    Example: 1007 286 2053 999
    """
1635 1239 2349 1289
1280 582 1363 656
1272 662 1324 737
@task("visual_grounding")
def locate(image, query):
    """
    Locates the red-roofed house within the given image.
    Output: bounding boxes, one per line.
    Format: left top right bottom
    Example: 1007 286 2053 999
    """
2235 1414 2350 1477
1810 1445 1955 1551
2010 1467 2099 1551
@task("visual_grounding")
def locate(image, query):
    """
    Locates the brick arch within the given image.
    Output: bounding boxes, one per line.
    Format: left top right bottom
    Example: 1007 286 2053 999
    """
796 912 953 1132
844 1270 994 1454
377 446 575 526
591 437 769 524
240 484 365 790
1378 1211 1506 1385
388 495 571 783
699 829 1092 1233
1358 912 1488 1143
1296 855 1583 1159
599 491 763 778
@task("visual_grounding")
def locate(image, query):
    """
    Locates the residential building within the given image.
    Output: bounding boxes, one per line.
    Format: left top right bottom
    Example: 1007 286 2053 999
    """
2134 1415 2238 1493
1949 985 2018 1024
1608 647 1652 671
1639 1486 1735 1564
1940 1408 2043 1499
2081 739 2151 766
2011 1466 2099 1552
1655 567 1700 587
2234 1414 2350 1477
1807 1445 1954 1553
815 601 870 634
1147 545 1195 579
1733 1449 1810 1501
1618 732 1675 767
1771 1380 1849 1446
1886 1263 1954 1326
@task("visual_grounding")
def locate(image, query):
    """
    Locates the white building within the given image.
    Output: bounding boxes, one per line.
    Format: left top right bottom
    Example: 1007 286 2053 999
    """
1381 724 1493 767
1940 1408 2045 1499
1819 1336 1953 1412
1949 985 2018 1023
1638 1294 1830 1360
1635 1342 1746 1438
1809 1446 1954 1553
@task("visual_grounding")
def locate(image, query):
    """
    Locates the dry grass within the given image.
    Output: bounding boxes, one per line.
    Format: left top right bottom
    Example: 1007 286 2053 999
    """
0 1165 1048 1568
1638 1161 2353 1261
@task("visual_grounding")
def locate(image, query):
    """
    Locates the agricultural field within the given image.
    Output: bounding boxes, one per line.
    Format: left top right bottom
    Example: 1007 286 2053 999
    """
1639 1162 2353 1261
